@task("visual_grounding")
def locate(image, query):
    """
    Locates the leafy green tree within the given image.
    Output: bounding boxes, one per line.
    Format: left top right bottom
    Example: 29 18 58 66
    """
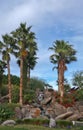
72 71 83 101
30 77 45 91
2 74 20 86
72 71 83 89
11 23 38 105
49 40 77 102
0 34 14 103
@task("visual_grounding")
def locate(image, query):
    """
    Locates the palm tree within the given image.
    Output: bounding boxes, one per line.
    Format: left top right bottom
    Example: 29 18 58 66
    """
49 40 77 102
0 34 14 103
0 60 7 97
11 23 38 105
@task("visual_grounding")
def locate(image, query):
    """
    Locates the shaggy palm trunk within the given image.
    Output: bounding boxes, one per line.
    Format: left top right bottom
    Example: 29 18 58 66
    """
7 60 12 103
0 73 3 97
19 57 23 105
27 66 30 88
58 60 65 102
23 60 27 89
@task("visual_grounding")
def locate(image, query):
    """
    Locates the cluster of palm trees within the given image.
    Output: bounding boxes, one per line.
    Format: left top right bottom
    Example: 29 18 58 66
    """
0 23 38 105
0 23 77 105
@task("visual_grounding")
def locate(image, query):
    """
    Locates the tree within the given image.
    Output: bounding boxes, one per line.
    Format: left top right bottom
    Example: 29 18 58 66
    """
11 23 38 105
17 43 38 88
0 60 7 96
49 40 77 102
72 71 83 101
72 71 83 89
0 34 14 103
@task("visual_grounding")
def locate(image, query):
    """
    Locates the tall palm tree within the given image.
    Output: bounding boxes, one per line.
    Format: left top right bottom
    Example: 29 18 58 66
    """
49 40 77 102
0 60 7 97
11 23 38 105
0 34 14 103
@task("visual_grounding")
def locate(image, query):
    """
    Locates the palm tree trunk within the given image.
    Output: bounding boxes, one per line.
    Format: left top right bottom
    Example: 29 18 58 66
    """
19 57 23 105
7 60 12 103
27 66 30 88
58 60 64 102
23 60 27 89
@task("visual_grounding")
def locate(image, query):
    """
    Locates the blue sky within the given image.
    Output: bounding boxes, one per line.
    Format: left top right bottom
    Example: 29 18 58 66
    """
0 0 83 89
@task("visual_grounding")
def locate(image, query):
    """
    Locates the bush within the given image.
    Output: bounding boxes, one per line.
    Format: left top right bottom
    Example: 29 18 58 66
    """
23 89 36 104
0 103 20 122
12 85 19 103
16 118 49 126
56 120 73 128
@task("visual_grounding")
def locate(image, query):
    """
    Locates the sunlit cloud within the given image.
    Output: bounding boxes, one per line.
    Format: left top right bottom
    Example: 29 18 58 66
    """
0 0 83 88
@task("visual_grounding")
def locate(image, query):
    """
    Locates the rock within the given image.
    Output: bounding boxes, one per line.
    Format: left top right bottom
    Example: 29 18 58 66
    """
45 107 55 118
79 106 83 112
21 106 30 118
49 118 56 128
56 111 73 120
1 120 16 126
38 91 44 101
15 107 22 119
67 114 80 121
72 121 83 126
54 102 67 116
30 108 41 118
44 90 52 98
41 97 52 105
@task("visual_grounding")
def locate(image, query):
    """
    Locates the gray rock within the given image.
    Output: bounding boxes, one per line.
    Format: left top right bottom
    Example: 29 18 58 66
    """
49 118 56 128
15 107 22 119
79 106 83 112
41 97 52 105
21 106 29 118
67 114 80 121
55 111 73 120
1 120 16 126
54 102 67 116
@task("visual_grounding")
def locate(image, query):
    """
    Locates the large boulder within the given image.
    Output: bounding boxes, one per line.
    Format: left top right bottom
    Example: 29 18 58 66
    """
53 102 67 116
67 114 81 121
21 105 30 118
15 107 22 119
55 111 73 120
30 107 41 118
79 106 83 112
41 97 52 105
45 107 55 118
1 120 16 126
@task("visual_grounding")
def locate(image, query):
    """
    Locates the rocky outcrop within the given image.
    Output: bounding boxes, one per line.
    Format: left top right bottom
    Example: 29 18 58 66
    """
13 90 83 121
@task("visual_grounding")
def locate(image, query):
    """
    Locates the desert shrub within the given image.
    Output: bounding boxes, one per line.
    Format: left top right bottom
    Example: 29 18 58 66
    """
12 85 19 103
23 89 36 104
76 88 83 101
16 118 49 126
56 120 72 128
0 103 20 122
0 85 8 97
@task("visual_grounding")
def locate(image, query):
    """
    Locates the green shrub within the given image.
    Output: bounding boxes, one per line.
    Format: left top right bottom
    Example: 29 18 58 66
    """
0 103 20 122
12 85 19 103
16 118 49 126
56 120 73 128
23 89 36 104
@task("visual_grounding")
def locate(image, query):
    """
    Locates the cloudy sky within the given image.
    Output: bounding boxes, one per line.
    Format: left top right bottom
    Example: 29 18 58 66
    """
0 0 83 89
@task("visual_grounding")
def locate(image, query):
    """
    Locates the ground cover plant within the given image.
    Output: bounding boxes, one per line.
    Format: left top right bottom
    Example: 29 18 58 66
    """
0 125 83 130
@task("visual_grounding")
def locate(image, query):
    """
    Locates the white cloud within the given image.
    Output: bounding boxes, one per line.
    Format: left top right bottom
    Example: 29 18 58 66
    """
0 0 83 87
48 80 58 90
